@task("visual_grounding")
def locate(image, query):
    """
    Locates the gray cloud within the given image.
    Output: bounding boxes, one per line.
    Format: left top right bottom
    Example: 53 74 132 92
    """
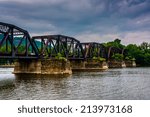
0 0 150 44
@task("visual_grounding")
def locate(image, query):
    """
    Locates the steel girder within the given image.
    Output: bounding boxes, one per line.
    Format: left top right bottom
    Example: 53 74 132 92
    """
0 22 38 59
107 46 124 60
0 22 127 61
80 42 125 60
81 42 107 59
32 35 84 60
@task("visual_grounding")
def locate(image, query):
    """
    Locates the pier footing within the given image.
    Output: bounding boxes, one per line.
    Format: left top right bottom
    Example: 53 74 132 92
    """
108 60 126 68
125 60 136 67
13 59 72 75
70 60 108 72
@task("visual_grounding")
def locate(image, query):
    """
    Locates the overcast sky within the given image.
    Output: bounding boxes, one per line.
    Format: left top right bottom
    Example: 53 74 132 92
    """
0 0 150 45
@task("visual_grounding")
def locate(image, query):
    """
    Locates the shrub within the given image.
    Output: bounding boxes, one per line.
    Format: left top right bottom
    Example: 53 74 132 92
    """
125 56 136 61
92 57 106 62
112 54 124 61
55 53 67 61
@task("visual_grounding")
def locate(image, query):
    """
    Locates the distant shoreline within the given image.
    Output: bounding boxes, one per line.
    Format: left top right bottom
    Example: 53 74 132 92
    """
0 65 14 68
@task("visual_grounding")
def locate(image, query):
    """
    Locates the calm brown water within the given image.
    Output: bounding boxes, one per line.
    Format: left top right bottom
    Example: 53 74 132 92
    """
0 67 150 100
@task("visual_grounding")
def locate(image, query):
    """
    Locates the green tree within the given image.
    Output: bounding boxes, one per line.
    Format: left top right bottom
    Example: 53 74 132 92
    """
140 42 149 50
104 39 125 49
112 53 124 61
125 43 150 66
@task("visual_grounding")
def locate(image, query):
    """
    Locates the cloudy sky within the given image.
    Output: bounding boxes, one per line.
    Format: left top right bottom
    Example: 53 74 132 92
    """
0 0 150 45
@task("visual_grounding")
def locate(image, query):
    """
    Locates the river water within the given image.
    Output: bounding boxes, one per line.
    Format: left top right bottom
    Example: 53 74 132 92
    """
0 67 150 100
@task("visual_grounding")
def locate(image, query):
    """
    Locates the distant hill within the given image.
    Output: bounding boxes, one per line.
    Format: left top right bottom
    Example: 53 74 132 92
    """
0 34 41 48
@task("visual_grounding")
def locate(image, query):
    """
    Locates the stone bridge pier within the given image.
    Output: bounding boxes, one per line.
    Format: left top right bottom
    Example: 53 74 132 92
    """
13 59 72 75
14 59 108 75
70 60 108 72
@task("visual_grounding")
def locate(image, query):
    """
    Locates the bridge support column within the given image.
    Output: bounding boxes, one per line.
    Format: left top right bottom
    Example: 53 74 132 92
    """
70 60 108 72
108 60 126 68
125 60 136 67
13 59 72 75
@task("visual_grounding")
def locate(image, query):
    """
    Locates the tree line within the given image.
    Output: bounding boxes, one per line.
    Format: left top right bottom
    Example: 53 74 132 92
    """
104 39 150 66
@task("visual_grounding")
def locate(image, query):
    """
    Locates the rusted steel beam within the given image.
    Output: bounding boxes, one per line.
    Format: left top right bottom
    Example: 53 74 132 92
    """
0 22 39 59
32 35 84 60
80 42 107 59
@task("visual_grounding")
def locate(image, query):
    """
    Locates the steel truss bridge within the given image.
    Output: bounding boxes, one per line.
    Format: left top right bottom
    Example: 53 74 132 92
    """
0 22 125 60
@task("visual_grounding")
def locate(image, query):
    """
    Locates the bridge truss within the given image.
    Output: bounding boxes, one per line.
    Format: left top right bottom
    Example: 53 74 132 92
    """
0 22 126 61
32 35 84 60
0 22 38 59
81 42 107 59
107 46 124 60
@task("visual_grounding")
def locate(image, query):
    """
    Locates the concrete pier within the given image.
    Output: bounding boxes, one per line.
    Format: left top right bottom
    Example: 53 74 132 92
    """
108 60 126 68
13 59 136 75
70 60 108 72
13 59 72 75
125 60 136 67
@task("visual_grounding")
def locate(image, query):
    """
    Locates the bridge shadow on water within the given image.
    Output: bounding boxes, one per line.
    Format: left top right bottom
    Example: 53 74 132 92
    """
0 73 70 91
14 73 71 80
13 74 72 100
0 73 72 100
0 81 15 90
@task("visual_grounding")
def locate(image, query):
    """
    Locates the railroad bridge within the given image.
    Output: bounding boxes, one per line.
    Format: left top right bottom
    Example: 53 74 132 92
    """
0 22 135 75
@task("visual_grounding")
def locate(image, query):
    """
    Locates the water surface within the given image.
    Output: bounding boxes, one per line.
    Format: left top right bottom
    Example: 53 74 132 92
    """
0 67 150 100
